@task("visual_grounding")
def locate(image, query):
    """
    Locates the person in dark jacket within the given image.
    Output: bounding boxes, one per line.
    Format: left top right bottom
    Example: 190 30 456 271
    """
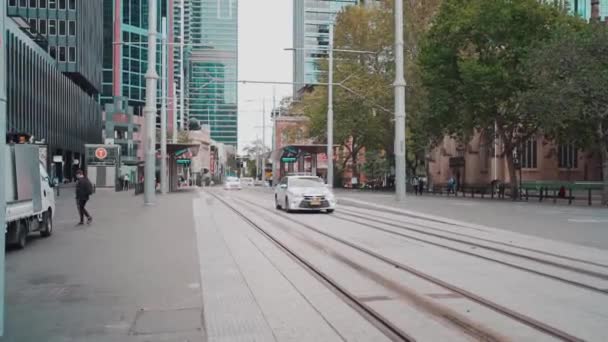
75 169 93 225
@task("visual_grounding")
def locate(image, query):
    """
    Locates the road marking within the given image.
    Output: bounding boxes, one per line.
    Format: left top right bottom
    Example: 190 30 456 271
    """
568 218 608 223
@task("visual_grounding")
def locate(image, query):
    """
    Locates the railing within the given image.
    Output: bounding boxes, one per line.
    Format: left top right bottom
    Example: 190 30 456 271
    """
520 181 603 206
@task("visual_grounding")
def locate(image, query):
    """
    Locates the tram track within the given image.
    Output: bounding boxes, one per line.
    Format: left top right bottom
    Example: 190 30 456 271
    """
338 201 608 270
206 191 416 342
229 194 585 342
329 211 608 295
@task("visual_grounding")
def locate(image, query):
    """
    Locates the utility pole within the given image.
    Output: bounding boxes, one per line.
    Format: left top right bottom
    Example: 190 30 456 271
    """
160 17 168 195
327 24 334 187
178 0 185 136
272 87 278 186
0 1 8 333
394 0 407 201
144 0 159 205
261 99 266 184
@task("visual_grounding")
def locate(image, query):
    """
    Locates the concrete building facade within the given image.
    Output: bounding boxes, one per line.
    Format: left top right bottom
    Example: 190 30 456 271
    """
3 13 102 181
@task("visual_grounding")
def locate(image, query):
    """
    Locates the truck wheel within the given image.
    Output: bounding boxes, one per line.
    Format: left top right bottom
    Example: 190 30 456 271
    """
40 210 53 237
15 221 28 249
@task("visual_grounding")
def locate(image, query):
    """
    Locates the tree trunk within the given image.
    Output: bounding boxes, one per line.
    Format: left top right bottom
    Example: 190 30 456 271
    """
505 148 518 200
602 148 608 206
599 124 608 206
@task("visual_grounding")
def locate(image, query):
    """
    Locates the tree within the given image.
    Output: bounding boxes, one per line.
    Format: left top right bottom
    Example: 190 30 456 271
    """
418 0 581 196
522 23 608 204
363 150 390 182
243 139 270 179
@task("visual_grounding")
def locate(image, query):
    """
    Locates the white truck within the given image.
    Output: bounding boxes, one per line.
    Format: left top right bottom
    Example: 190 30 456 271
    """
4 143 55 249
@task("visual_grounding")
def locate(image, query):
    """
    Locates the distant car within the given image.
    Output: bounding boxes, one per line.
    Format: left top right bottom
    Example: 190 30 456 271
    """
274 176 336 213
241 177 255 187
223 177 242 190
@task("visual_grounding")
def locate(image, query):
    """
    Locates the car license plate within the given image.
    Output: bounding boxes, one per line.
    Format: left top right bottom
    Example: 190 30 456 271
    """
311 198 321 206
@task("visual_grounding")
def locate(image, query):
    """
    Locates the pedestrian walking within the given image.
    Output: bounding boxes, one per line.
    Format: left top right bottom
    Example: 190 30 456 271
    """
123 173 130 191
75 169 93 225
448 176 455 194
418 177 425 195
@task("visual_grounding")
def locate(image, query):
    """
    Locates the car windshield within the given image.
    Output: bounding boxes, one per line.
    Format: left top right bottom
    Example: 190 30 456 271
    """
289 178 325 188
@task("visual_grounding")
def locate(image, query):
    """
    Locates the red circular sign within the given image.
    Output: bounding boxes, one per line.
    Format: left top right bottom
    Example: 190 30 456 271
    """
95 147 108 160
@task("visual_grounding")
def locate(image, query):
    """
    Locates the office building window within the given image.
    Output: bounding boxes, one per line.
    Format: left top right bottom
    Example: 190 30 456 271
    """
30 0 36 8
39 19 47 34
558 144 578 169
49 0 55 9
49 19 56 35
68 46 76 62
59 20 66 35
59 46 66 62
29 19 37 34
59 0 65 9
39 0 46 8
49 46 56 59
68 0 75 10
520 139 538 169
9 0 16 7
68 20 75 36
19 0 26 7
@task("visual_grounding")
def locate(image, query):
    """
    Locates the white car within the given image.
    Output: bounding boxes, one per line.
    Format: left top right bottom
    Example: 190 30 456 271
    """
241 177 255 187
223 177 242 190
274 176 336 213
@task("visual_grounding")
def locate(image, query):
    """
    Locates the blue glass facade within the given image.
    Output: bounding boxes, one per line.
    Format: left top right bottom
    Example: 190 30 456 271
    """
188 0 238 146
293 0 357 96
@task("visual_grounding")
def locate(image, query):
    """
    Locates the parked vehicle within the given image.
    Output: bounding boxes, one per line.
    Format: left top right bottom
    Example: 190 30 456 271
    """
4 142 55 249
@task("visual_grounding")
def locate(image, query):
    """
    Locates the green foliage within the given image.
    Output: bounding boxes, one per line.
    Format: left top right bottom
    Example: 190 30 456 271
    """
363 151 390 180
300 1 443 174
418 0 583 189
522 23 608 203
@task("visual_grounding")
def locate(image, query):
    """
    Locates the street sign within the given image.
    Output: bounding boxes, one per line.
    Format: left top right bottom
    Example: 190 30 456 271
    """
95 147 108 160
281 157 297 163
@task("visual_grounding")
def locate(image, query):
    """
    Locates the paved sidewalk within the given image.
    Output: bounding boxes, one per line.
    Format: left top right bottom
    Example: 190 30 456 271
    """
4 188 204 342
335 190 608 250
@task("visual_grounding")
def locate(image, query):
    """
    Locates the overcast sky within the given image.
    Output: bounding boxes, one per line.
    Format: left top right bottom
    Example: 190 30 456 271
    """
237 0 293 153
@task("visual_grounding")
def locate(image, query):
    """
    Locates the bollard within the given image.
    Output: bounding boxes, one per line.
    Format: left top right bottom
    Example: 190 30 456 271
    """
539 188 543 202
568 188 573 205
526 189 529 201
588 189 592 206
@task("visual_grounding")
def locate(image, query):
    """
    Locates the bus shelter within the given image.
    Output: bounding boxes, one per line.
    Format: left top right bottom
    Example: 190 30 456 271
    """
270 144 338 185
155 143 200 192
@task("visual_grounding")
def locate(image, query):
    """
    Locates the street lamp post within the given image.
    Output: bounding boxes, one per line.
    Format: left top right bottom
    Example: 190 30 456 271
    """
394 0 407 201
144 0 159 205
262 99 267 184
0 2 8 333
327 24 335 188
160 17 168 195
179 0 185 136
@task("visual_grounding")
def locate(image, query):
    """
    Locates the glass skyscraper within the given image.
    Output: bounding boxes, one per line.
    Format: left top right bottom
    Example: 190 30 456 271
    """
101 0 169 109
188 0 238 146
293 0 358 97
